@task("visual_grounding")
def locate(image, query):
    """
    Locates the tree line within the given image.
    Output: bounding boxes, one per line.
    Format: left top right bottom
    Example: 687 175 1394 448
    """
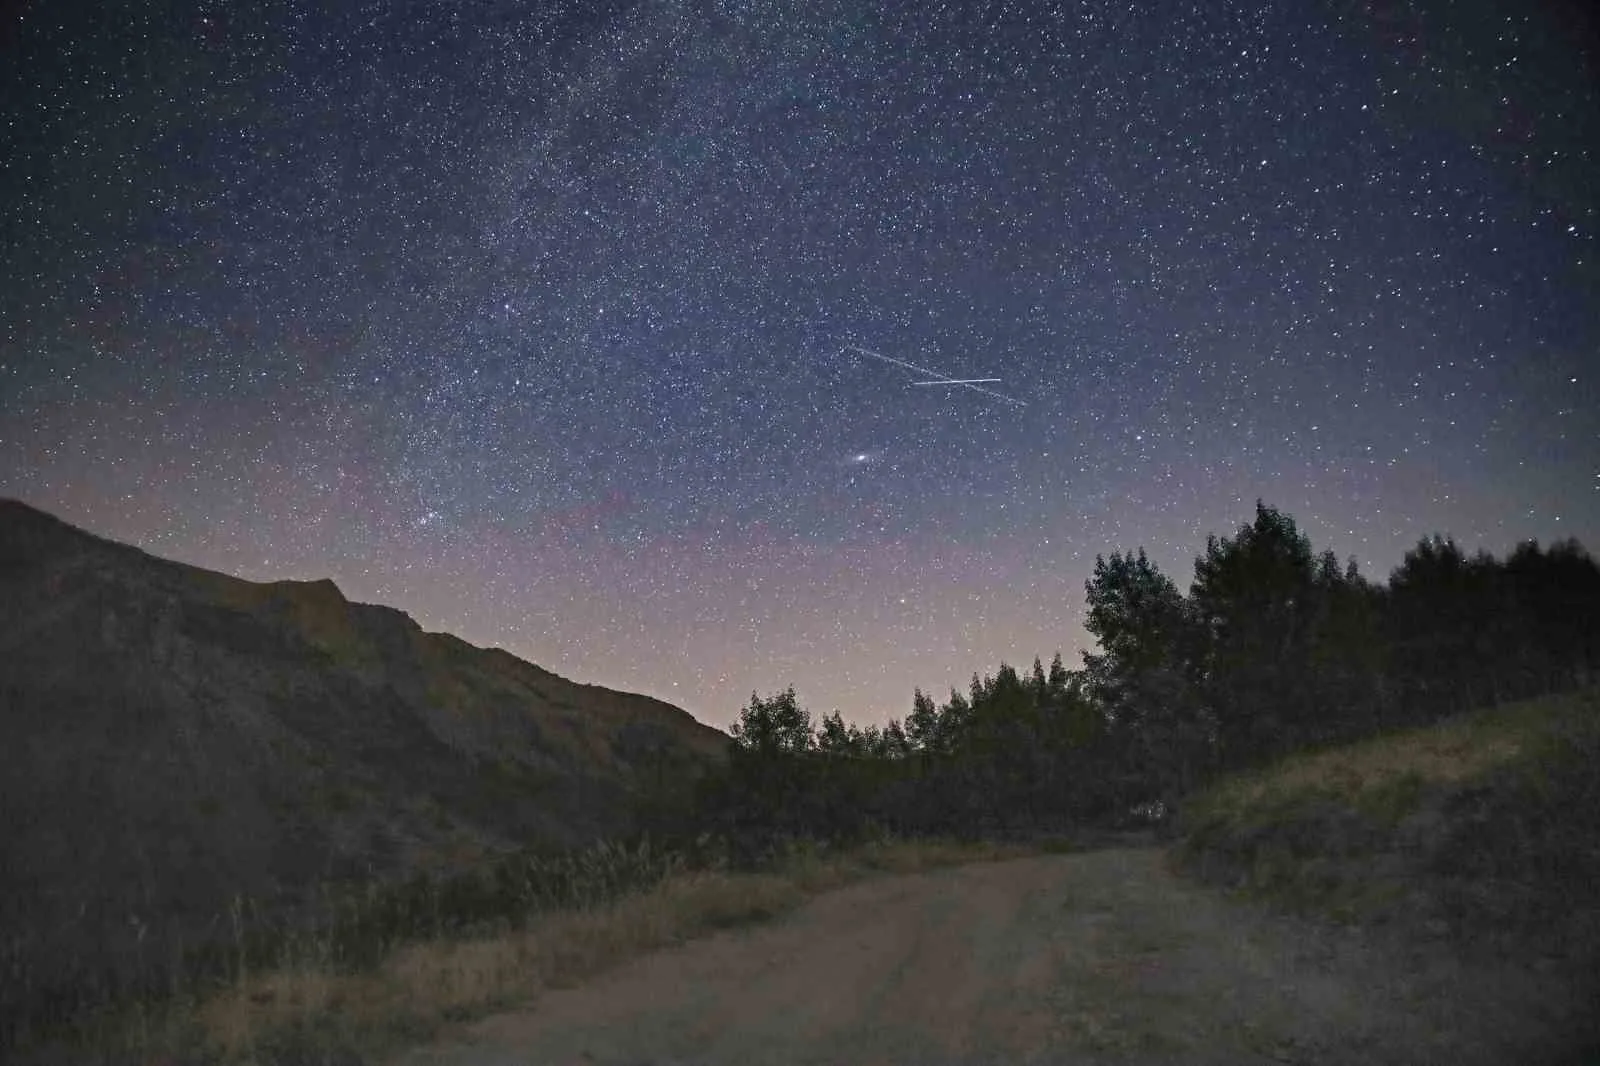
641 503 1600 851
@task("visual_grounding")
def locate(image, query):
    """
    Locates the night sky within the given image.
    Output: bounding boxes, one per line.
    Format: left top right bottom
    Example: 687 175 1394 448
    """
3 1 1596 729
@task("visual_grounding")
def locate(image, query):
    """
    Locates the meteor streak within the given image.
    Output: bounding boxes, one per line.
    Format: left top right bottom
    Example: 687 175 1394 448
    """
842 345 1025 406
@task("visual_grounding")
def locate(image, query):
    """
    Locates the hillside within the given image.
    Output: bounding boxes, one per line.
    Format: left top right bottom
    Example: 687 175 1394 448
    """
0 499 727 1024
1173 690 1600 971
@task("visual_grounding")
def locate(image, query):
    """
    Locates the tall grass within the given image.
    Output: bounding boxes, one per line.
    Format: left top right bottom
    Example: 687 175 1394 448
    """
2 835 689 1056
5 833 1023 1065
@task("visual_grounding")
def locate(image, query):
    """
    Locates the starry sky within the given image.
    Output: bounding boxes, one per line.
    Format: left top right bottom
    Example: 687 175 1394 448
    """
2 0 1596 729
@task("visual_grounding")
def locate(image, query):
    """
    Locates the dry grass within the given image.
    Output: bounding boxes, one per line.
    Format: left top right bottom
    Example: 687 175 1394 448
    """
138 837 1020 1064
1189 690 1596 826
1175 689 1600 943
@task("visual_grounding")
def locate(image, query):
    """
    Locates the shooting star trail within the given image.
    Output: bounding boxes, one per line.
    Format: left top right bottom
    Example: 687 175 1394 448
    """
842 345 1026 406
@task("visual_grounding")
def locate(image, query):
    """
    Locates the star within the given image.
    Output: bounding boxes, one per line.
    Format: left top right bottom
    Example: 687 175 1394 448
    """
0 0 1593 727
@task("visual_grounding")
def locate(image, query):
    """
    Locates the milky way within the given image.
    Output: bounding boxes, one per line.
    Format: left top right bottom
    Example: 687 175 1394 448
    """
2 1 1596 727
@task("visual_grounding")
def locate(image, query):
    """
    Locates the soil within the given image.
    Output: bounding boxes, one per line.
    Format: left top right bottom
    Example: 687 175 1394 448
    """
392 847 1596 1066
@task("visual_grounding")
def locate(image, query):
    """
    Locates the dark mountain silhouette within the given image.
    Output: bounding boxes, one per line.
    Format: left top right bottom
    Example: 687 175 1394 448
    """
0 498 727 1000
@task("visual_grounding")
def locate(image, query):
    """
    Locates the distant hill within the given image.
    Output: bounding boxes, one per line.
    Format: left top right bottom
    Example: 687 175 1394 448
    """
0 498 727 1007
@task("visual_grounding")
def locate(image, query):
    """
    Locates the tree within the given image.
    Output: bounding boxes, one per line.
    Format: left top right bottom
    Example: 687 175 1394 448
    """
729 687 813 756
721 687 818 841
905 688 941 753
1303 551 1388 742
1082 548 1191 718
940 689 973 749
1047 652 1072 698
816 710 852 755
689 513 1596 853
1386 536 1487 718
1503 539 1600 693
1079 546 1211 799
1189 502 1318 764
1029 657 1049 701
881 718 911 759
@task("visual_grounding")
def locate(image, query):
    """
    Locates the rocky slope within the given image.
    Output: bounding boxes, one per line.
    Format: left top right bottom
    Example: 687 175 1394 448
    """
0 499 727 1007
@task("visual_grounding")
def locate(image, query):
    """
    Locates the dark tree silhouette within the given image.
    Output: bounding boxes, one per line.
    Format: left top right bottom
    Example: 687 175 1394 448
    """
729 686 813 756
905 688 940 753
1386 536 1497 718
1190 502 1321 764
1081 547 1210 800
663 503 1597 855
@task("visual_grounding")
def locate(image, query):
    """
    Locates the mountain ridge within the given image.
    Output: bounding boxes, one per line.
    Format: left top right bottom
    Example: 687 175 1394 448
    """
0 497 727 1006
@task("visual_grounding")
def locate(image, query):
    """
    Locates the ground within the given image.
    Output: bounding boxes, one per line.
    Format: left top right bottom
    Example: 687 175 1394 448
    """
390 847 1591 1066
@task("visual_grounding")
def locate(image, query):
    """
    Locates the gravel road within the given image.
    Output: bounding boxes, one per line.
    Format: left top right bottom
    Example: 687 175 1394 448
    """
393 847 1593 1066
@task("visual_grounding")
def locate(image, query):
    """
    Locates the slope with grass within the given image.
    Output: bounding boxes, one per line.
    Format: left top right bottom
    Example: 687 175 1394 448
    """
1174 688 1600 968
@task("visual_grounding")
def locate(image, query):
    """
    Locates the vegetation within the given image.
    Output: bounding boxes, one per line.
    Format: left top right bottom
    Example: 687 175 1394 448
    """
647 503 1599 852
1175 690 1600 965
6 834 1025 1064
10 499 1598 1062
3 836 682 1058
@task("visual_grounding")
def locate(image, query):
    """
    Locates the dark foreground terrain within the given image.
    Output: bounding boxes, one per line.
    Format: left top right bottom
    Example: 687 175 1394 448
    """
393 693 1600 1065
394 846 1595 1066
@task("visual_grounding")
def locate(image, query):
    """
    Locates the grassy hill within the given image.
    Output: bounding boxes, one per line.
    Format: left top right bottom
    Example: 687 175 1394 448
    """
1173 689 1600 971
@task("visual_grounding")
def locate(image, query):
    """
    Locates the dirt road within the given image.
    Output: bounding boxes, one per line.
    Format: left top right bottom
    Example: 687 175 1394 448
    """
394 848 1592 1066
